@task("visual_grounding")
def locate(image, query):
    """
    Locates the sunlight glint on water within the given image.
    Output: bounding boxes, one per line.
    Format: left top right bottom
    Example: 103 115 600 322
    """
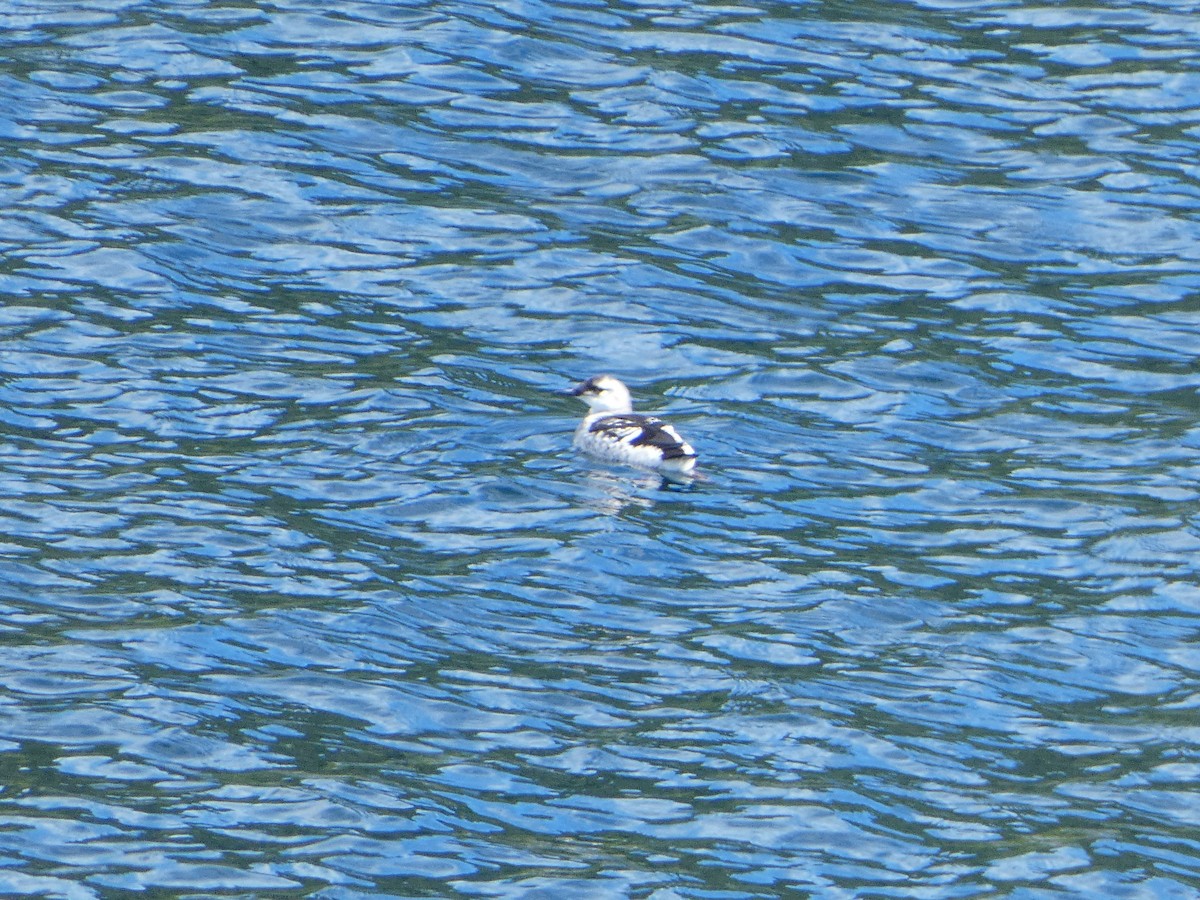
0 0 1198 896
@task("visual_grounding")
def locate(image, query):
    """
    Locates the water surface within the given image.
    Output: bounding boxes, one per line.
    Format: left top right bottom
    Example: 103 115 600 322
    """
2 0 1199 896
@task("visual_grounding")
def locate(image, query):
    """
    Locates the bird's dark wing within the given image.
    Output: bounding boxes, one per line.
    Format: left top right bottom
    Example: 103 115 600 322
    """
589 414 694 460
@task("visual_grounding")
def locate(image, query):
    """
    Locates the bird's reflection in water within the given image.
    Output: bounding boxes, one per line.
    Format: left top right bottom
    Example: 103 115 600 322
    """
576 465 700 516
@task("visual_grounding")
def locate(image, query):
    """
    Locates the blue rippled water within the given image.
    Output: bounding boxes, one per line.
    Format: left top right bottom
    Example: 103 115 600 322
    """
2 0 1199 896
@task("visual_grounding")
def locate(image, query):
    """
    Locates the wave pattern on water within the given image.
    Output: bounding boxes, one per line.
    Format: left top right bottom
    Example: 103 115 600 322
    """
1 0 1199 896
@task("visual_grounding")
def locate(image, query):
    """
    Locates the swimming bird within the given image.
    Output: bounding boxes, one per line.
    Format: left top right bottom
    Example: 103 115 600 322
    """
569 374 698 479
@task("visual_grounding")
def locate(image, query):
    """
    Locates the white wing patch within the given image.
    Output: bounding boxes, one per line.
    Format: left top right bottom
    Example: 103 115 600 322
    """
576 413 696 472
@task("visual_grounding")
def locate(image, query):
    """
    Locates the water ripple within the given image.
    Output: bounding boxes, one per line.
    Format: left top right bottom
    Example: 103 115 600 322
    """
1 0 1199 896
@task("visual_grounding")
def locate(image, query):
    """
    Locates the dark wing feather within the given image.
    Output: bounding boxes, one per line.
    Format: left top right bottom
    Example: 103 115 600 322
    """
589 414 694 460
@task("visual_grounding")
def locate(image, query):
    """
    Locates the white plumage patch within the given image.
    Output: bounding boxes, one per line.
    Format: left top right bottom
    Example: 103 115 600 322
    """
573 411 697 477
568 375 699 478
